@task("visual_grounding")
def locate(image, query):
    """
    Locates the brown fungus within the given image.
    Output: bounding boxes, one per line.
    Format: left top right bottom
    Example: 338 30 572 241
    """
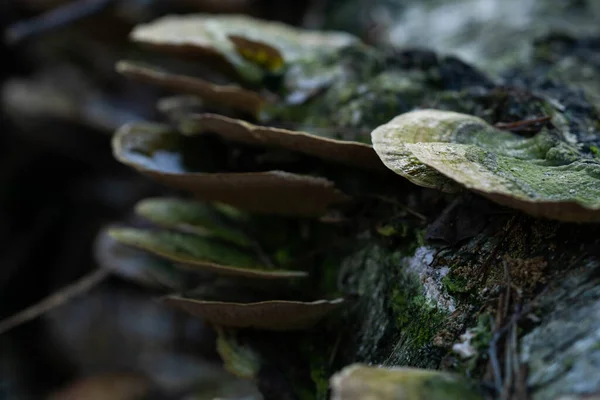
116 61 265 115
162 296 344 331
179 113 387 171
112 121 350 216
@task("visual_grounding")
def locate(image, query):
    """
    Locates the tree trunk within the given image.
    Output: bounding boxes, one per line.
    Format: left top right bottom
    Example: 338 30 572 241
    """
334 196 600 399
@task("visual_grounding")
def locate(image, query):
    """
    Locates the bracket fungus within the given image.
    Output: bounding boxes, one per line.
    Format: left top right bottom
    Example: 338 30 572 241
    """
129 14 358 83
114 13 410 175
372 109 600 222
162 296 344 331
116 61 266 115
108 227 308 279
330 364 483 400
101 191 344 331
112 121 350 216
179 113 386 171
102 202 344 334
134 197 252 248
105 15 368 336
97 10 600 399
94 226 191 290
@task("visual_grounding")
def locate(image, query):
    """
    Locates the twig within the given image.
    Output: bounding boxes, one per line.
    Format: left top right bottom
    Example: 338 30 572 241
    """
510 322 525 400
477 216 517 284
501 333 512 400
328 332 342 367
489 298 505 395
515 363 529 400
0 268 110 335
488 259 514 397
361 194 428 221
494 116 551 132
4 0 113 45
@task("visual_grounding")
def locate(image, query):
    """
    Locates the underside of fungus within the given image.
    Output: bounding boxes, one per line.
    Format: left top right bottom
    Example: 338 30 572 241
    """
112 121 350 216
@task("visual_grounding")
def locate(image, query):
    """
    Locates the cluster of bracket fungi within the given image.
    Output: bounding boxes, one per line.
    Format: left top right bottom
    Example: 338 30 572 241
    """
96 13 600 398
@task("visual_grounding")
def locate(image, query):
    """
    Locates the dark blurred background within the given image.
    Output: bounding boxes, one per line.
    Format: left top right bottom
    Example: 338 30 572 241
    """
0 2 312 399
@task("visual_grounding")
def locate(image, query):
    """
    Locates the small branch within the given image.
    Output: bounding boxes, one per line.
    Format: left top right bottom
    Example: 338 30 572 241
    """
4 0 113 45
0 268 110 335
362 194 428 221
494 116 551 133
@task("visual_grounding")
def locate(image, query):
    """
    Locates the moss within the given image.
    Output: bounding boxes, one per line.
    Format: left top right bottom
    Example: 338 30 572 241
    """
471 313 494 352
216 331 262 380
332 364 484 400
317 255 343 295
309 358 330 400
337 237 428 366
296 335 338 400
591 145 600 158
377 219 426 256
376 224 398 237
389 276 448 349
442 273 471 294
462 313 494 374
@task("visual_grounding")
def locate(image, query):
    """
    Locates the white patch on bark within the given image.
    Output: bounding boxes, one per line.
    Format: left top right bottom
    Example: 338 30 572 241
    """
405 246 456 313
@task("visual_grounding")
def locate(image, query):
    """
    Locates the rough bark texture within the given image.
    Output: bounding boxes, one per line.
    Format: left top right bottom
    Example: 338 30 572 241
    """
335 198 600 399
305 3 600 398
